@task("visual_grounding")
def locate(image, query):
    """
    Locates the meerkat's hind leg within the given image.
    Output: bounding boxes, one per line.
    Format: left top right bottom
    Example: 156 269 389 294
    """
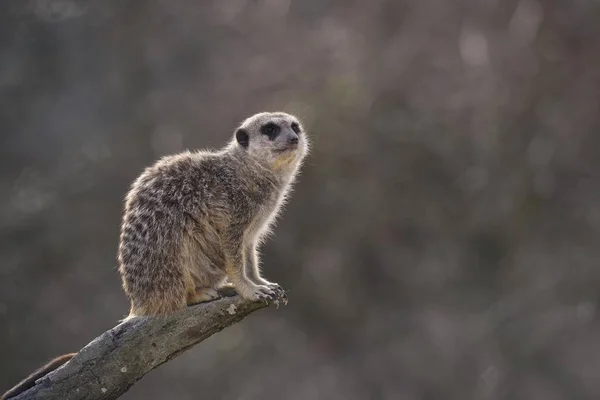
187 287 220 305
216 280 238 297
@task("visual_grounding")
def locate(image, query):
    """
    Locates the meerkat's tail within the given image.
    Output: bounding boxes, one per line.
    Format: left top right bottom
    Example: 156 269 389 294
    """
1 353 76 400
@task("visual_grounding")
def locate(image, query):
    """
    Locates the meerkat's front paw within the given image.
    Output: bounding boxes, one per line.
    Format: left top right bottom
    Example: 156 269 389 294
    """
240 283 288 305
264 282 285 297
254 285 279 302
238 284 279 302
255 278 284 295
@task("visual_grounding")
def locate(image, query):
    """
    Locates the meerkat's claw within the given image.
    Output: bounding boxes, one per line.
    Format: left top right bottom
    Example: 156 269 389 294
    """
251 285 278 302
258 295 274 304
266 283 284 296
266 285 287 306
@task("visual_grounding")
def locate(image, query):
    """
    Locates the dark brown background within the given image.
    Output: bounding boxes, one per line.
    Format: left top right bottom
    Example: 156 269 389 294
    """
2 0 600 399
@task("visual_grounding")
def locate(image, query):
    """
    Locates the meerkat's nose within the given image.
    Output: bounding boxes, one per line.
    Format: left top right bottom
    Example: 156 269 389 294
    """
288 135 299 145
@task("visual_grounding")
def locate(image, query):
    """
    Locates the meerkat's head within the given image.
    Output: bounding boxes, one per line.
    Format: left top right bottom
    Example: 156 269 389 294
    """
233 112 309 170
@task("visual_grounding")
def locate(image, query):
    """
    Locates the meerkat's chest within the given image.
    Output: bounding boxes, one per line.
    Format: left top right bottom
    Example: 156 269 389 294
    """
256 189 283 221
245 187 287 240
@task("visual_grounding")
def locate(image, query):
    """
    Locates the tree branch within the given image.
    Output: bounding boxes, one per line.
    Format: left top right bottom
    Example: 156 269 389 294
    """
11 294 283 400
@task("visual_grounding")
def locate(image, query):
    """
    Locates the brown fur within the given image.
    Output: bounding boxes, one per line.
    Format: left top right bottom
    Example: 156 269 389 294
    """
118 112 309 318
1 353 76 400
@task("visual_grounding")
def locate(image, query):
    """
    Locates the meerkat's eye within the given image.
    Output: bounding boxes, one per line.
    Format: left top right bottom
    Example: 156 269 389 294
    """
261 122 280 140
291 122 301 134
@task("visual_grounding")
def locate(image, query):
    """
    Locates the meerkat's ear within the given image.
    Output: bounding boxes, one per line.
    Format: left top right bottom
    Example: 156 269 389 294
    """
235 129 249 149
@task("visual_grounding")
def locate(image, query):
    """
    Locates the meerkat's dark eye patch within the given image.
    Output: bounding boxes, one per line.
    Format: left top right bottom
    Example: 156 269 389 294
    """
291 122 301 134
261 122 280 140
235 128 249 148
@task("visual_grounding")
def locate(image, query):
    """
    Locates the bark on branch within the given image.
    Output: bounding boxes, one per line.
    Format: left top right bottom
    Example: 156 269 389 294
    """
11 295 282 400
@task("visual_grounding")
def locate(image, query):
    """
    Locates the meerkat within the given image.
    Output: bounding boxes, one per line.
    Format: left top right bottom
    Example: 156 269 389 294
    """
118 111 308 318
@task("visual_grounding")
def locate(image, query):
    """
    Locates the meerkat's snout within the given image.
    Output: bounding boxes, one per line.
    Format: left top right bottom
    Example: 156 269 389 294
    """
273 130 301 154
284 131 299 150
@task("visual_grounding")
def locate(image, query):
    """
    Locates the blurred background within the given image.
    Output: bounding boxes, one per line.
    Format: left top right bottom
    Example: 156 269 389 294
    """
2 0 600 399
